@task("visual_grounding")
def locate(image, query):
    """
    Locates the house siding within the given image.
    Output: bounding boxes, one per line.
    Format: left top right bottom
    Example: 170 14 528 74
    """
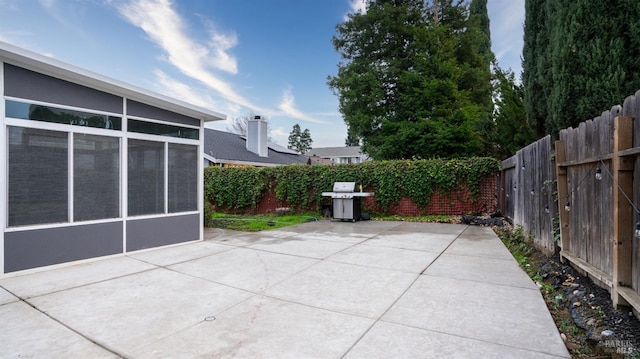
4 221 123 272
4 63 123 113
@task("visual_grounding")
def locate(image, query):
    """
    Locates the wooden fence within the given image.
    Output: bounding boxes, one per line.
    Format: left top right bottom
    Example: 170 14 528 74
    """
502 92 640 316
500 136 557 255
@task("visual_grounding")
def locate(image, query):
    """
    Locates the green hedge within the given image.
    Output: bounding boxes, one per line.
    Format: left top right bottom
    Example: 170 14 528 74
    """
204 157 500 213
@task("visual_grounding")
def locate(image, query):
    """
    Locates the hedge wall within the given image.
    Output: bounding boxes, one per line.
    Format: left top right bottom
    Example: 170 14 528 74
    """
204 158 500 215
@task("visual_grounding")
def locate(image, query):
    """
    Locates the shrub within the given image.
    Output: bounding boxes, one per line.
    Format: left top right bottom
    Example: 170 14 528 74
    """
204 157 500 214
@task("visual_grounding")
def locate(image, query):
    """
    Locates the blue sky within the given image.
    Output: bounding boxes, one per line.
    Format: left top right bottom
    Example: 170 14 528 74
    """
0 0 524 148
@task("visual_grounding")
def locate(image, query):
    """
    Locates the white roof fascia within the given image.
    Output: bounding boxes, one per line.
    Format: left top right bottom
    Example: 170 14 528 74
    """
204 154 219 164
0 41 226 123
204 154 283 167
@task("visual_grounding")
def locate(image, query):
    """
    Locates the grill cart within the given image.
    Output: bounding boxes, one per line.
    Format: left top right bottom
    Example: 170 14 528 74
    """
321 182 374 222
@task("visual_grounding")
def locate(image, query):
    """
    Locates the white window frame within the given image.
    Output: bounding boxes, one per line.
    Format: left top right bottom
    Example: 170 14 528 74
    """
0 62 5 272
124 115 200 220
3 98 123 232
2 96 203 237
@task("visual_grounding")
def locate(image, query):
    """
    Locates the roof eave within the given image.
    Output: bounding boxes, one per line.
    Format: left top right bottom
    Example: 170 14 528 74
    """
0 41 226 123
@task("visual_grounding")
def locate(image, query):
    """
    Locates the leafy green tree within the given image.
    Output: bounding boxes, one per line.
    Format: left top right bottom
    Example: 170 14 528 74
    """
345 128 361 146
328 0 487 160
287 124 313 154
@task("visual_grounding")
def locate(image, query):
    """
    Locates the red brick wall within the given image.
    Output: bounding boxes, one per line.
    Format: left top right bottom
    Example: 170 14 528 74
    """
362 175 497 215
213 175 497 216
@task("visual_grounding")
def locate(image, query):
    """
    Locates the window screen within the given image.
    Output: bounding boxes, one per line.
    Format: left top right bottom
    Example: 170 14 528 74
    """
128 139 164 216
8 126 68 226
74 134 120 221
168 143 198 212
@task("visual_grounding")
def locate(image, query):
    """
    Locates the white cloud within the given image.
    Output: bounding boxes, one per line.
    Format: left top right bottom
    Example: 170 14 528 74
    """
349 0 367 13
117 0 267 112
152 69 219 108
116 0 327 126
39 0 55 9
271 126 289 139
344 0 366 20
278 87 328 124
488 0 525 75
208 32 238 74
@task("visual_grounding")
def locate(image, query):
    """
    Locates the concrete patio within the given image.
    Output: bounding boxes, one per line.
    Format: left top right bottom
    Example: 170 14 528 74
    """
0 220 570 358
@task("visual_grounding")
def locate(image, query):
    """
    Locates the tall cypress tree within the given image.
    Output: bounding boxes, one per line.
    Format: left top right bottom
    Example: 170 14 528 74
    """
522 0 551 138
549 0 640 135
524 0 640 138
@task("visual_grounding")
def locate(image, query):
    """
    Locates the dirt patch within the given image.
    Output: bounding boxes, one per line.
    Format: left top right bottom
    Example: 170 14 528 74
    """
496 223 640 358
533 250 640 358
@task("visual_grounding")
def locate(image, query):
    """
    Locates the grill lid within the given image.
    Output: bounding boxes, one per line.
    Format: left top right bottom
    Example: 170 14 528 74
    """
333 182 357 193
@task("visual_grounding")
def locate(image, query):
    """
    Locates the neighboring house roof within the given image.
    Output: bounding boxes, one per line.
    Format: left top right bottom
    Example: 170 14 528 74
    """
308 146 365 158
307 156 335 165
203 128 309 167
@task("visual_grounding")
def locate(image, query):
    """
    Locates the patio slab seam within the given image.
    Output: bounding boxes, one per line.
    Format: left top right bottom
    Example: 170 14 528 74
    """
18 297 125 358
164 248 325 296
0 266 160 300
237 245 357 262
421 272 543 291
356 242 445 254
373 320 570 359
338 225 468 358
246 239 361 260
125 246 237 269
441 249 516 261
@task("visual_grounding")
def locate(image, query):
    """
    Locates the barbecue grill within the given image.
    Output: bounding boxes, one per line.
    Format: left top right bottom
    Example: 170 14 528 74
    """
321 182 375 222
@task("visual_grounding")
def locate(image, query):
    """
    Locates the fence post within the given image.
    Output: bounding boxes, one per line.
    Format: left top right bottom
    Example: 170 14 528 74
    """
498 169 505 215
612 116 634 307
555 140 570 263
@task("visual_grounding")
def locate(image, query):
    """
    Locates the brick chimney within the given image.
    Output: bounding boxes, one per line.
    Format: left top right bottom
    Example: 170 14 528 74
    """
246 115 268 157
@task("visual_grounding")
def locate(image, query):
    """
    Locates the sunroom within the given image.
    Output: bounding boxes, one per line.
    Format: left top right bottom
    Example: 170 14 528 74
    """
0 42 225 274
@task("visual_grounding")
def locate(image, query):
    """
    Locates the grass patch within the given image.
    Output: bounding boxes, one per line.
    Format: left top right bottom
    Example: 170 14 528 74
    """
208 212 457 232
208 212 320 231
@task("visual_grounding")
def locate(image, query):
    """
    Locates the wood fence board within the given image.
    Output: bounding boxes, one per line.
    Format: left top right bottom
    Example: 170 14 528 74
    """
604 164 614 277
587 121 597 267
630 92 640 293
593 116 604 272
573 123 585 261
586 119 596 160
501 136 556 255
602 112 614 276
612 116 634 307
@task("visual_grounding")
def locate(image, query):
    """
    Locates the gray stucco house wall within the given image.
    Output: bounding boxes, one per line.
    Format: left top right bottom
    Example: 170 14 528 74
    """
0 42 225 274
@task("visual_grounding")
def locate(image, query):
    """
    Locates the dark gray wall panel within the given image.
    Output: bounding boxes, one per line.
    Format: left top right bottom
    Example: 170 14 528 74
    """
127 100 200 126
126 214 199 251
4 222 123 273
3 63 123 113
